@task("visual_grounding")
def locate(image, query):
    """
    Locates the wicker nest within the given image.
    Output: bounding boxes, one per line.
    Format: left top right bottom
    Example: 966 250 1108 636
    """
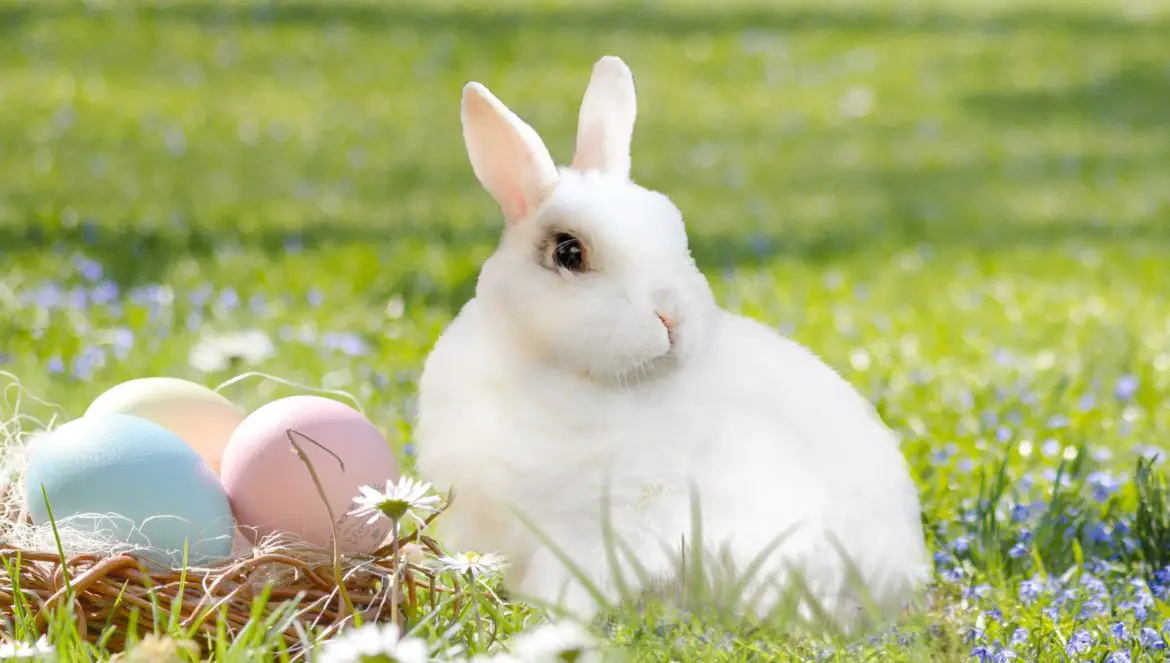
0 486 460 654
0 373 484 655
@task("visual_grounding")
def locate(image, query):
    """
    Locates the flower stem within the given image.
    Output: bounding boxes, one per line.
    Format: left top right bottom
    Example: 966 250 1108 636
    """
391 517 401 629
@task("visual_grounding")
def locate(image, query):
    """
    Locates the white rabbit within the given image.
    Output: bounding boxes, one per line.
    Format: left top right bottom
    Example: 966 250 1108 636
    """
414 55 929 630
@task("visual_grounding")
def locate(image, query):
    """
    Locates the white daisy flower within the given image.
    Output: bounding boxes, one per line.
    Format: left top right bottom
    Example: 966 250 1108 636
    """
509 620 599 663
188 329 275 373
435 551 508 578
0 635 55 661
315 623 429 663
348 476 441 528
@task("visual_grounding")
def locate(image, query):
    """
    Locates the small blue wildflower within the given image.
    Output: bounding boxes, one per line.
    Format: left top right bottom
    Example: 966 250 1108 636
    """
934 550 953 566
190 283 213 306
957 458 975 472
108 326 133 354
1155 567 1170 588
1053 586 1078 606
218 287 239 309
1110 622 1129 642
1087 522 1111 544
1078 393 1097 411
965 627 985 643
1017 473 1035 493
1008 542 1028 559
308 288 325 307
75 255 103 281
31 283 63 309
1104 653 1131 663
72 345 106 381
1087 470 1121 502
1079 599 1105 619
1132 589 1155 613
1047 415 1070 429
1139 627 1165 649
1010 628 1028 646
953 536 971 555
996 426 1013 443
1042 606 1059 621
992 650 1017 663
1115 375 1139 401
1065 630 1092 655
69 286 87 309
248 294 268 315
969 645 993 663
48 354 65 374
1018 578 1042 604
965 584 991 601
1010 503 1030 522
1041 467 1072 486
942 566 964 583
322 332 369 356
986 608 1003 621
1081 574 1108 599
91 280 118 305
1041 438 1061 457
1135 445 1165 462
1086 558 1111 576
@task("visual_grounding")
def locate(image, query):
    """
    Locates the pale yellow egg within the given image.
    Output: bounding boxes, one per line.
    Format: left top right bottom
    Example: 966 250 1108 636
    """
85 377 245 473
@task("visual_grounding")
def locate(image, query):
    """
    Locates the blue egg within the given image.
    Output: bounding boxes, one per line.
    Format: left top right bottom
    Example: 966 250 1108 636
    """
25 413 235 566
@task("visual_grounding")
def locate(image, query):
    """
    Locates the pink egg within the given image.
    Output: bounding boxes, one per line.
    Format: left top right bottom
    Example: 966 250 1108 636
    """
219 395 398 553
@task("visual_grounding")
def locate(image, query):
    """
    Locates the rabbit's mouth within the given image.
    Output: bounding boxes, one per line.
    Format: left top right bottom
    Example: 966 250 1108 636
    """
617 344 684 385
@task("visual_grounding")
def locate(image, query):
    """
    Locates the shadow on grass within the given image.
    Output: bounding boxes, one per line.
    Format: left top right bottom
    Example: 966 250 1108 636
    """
701 217 1170 267
963 65 1170 133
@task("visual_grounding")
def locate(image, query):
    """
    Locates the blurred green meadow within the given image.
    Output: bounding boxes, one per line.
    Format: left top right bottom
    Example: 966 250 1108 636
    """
3 0 1170 660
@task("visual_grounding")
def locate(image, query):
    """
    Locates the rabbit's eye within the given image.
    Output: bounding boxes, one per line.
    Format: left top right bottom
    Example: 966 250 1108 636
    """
552 233 586 273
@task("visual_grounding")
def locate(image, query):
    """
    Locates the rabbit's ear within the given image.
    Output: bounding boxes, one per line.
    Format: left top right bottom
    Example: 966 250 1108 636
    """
462 82 560 225
571 55 637 179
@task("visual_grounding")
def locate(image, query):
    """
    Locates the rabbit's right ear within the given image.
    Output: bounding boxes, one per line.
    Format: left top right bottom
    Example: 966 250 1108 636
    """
461 82 560 226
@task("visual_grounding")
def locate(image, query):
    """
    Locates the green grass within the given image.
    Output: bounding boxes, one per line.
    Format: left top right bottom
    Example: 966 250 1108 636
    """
2 0 1170 660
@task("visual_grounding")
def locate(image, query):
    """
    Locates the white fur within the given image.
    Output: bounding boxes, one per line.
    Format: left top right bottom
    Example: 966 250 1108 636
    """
416 56 929 630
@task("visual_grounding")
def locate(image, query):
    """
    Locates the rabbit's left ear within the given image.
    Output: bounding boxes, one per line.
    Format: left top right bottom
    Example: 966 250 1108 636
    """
571 55 637 179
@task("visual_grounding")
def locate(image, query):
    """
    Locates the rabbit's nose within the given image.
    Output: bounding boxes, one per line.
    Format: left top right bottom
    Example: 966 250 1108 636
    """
656 312 677 338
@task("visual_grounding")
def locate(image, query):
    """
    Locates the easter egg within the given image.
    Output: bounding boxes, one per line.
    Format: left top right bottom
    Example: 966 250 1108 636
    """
219 395 398 553
24 413 236 566
85 377 246 473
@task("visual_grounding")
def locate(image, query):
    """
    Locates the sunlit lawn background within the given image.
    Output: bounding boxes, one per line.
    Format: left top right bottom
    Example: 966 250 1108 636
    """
2 0 1170 660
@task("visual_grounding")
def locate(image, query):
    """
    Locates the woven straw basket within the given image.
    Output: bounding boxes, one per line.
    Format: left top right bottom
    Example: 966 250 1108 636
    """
0 478 455 655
